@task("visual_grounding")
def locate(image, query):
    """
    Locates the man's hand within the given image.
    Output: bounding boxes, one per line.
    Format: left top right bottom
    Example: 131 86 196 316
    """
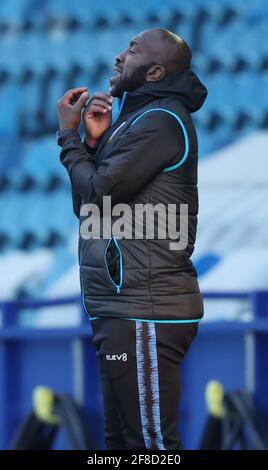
82 92 114 147
57 87 89 131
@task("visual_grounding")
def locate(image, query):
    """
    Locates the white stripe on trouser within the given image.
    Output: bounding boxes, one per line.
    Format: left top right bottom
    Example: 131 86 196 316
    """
136 321 166 449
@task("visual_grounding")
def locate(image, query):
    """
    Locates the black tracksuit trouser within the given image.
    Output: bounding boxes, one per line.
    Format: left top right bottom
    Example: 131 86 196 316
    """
90 317 199 450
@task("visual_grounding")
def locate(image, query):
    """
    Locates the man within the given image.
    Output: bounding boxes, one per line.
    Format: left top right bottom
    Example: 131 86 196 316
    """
57 29 207 450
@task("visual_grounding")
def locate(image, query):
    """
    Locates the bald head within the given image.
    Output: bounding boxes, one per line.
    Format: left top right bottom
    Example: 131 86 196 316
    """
138 28 192 74
157 29 192 73
110 28 192 97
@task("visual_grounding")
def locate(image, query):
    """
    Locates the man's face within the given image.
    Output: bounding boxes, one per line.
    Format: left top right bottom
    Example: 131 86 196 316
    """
109 32 155 98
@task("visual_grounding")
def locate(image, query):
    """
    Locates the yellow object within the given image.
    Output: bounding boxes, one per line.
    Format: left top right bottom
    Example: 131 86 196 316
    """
32 386 59 425
205 380 224 418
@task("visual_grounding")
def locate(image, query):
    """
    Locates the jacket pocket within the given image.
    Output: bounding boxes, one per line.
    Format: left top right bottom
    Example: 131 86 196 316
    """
104 236 123 294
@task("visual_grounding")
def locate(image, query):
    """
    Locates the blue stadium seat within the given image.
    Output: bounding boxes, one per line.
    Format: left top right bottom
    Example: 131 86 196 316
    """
1 0 268 257
0 0 25 24
13 189 74 248
0 80 20 137
11 137 69 189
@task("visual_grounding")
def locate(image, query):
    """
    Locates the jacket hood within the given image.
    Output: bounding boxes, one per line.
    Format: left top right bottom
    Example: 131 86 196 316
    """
135 69 207 113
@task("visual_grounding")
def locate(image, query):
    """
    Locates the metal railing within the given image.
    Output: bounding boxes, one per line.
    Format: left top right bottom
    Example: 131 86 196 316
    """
0 290 268 449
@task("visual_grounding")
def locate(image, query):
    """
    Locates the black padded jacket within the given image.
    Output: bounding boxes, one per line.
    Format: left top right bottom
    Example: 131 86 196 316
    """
59 69 207 321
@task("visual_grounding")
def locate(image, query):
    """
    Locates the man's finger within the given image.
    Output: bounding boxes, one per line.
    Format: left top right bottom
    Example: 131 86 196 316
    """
64 87 88 97
74 91 89 112
61 87 88 104
91 92 114 104
84 105 110 114
85 99 112 112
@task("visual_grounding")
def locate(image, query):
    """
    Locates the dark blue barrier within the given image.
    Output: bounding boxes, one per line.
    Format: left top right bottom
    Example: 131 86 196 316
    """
0 297 104 450
180 291 268 449
0 291 268 449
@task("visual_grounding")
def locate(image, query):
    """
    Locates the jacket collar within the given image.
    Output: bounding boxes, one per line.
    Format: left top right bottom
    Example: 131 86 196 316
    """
111 70 207 125
112 91 155 125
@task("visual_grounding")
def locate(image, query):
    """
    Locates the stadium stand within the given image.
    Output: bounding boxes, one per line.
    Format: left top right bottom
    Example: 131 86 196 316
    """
1 0 268 454
0 0 267 323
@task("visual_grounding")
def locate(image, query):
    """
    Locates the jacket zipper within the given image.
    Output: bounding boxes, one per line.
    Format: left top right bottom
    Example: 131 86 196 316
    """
104 235 123 294
108 121 126 142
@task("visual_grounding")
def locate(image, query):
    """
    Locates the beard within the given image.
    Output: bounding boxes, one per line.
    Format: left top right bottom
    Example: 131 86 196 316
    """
109 63 152 98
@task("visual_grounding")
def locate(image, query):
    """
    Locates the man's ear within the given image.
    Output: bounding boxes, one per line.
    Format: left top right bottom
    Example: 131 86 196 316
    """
146 64 166 82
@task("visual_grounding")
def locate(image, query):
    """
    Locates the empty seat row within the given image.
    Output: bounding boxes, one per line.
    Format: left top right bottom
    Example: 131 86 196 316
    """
0 188 75 253
1 2 267 34
0 230 67 252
